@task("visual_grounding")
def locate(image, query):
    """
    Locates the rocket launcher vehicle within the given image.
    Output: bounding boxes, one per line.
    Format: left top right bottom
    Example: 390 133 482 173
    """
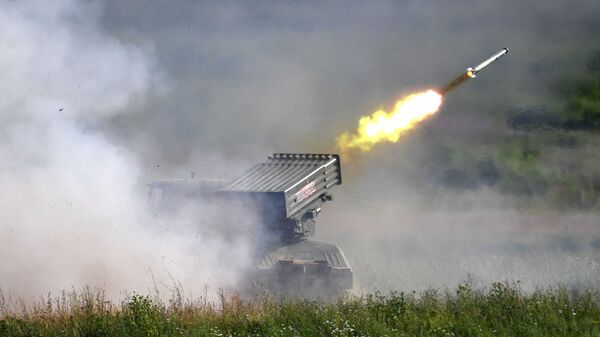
149 153 352 300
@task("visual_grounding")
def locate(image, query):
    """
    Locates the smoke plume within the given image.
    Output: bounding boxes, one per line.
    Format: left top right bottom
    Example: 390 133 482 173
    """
0 0 261 301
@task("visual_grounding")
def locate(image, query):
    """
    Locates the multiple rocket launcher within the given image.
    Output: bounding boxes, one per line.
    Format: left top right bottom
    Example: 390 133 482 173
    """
150 47 511 299
440 48 509 94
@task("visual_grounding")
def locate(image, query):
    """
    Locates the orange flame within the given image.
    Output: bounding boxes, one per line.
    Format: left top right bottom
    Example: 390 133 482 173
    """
336 89 443 153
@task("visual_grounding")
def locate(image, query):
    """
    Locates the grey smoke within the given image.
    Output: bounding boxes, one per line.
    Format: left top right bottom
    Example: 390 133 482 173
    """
0 0 260 301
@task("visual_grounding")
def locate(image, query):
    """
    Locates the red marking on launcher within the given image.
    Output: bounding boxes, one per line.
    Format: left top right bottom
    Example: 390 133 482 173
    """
295 181 316 203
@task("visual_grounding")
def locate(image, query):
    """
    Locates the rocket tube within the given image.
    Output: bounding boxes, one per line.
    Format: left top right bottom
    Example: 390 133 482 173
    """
473 48 508 73
440 48 508 94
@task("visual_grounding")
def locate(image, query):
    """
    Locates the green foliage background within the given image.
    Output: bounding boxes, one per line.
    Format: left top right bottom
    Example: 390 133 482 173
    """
416 50 600 210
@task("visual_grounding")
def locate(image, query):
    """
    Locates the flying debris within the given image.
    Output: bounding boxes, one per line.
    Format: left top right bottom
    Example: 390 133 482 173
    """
441 48 509 94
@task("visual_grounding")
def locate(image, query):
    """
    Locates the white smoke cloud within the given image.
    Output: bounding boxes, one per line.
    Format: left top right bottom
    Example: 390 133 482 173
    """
0 0 255 301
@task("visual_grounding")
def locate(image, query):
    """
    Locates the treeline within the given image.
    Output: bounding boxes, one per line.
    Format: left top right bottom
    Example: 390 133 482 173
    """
509 50 600 132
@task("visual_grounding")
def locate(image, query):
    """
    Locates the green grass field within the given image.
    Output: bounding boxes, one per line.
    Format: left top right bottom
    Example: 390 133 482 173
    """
2 282 599 337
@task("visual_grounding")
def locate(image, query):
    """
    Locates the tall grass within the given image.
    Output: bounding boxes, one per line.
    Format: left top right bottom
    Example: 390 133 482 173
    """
1 282 599 336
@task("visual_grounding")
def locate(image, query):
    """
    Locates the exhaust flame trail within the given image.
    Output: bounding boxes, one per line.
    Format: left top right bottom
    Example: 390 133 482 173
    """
336 89 443 153
335 49 507 155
